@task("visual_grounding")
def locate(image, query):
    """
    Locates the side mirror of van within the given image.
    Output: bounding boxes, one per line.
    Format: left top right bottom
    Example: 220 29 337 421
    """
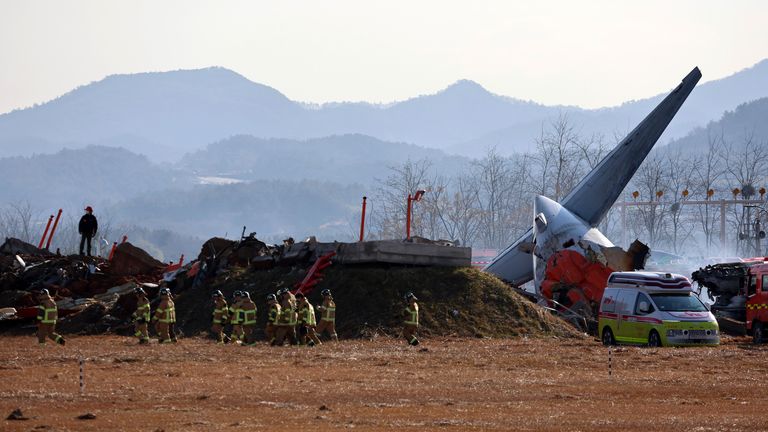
638 301 650 314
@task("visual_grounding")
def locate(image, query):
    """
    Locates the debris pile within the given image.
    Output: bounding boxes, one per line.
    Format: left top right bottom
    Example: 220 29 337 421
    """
0 234 579 340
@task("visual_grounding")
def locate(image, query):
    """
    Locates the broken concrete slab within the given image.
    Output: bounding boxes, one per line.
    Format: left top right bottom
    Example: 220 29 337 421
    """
0 238 51 256
334 240 471 267
110 243 165 276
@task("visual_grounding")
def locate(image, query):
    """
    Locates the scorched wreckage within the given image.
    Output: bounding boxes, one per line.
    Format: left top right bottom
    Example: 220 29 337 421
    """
484 67 703 329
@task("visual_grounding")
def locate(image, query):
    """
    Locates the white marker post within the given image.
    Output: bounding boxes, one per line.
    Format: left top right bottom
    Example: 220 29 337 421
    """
79 357 85 394
608 347 612 377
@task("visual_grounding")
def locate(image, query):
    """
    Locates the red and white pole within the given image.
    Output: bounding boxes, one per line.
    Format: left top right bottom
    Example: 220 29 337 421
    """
108 242 117 261
45 209 62 250
359 196 367 242
406 194 413 240
38 215 54 249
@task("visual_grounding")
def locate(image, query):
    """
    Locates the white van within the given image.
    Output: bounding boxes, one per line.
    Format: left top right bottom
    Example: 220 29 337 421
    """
598 271 719 347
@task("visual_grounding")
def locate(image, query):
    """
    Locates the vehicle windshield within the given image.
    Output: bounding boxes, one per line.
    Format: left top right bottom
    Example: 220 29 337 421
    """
650 293 708 312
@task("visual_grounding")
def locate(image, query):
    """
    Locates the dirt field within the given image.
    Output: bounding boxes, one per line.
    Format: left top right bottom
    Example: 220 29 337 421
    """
1 335 767 431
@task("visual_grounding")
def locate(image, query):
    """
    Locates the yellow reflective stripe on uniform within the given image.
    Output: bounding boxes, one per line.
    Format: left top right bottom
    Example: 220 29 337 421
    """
404 306 418 325
230 307 242 324
322 306 336 322
42 307 57 324
243 309 257 325
137 303 151 320
157 306 176 323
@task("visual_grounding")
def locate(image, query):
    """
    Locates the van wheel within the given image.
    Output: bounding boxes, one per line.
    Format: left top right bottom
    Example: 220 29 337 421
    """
601 327 616 346
753 322 764 344
647 330 662 347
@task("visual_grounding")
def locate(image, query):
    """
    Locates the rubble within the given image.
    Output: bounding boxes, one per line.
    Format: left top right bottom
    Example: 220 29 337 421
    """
0 237 51 256
110 242 165 276
0 233 575 340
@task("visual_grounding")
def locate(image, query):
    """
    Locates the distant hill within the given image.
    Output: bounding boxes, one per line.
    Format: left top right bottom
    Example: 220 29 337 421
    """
0 146 191 206
111 180 365 241
0 60 767 161
450 60 768 156
178 134 469 184
665 97 768 153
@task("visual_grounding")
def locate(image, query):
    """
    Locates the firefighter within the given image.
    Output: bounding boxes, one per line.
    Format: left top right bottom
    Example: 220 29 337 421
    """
36 289 65 346
240 291 258 346
296 293 322 347
211 290 230 344
132 286 151 344
403 292 419 346
229 291 244 344
273 289 297 346
152 288 176 343
265 293 281 344
315 289 338 342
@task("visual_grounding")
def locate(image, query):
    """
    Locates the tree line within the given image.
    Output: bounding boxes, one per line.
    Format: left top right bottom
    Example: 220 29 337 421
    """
365 115 768 258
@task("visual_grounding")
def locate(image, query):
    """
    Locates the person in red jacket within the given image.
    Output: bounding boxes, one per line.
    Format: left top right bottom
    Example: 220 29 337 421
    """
78 206 98 257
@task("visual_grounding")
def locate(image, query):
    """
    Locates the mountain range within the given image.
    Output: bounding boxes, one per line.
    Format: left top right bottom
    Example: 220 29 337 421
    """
1 60 767 161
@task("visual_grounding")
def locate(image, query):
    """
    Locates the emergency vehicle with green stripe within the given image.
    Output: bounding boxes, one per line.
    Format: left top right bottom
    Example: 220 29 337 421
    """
598 271 719 347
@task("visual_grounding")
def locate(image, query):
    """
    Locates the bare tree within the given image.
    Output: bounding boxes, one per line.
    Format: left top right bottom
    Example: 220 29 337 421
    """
692 131 725 254
473 148 515 249
370 159 433 240
664 151 697 253
630 152 669 248
533 114 585 201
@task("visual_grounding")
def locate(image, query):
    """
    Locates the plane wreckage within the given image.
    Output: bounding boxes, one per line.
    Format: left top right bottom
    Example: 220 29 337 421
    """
484 67 702 326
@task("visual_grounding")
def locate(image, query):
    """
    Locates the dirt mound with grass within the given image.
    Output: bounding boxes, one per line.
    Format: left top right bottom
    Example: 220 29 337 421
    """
174 265 580 339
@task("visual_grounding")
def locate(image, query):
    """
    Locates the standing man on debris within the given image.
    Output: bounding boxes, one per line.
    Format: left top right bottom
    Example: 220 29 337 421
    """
315 289 338 342
402 292 420 346
211 290 230 344
265 293 280 344
229 291 244 345
240 292 258 346
36 289 66 346
296 293 321 346
132 286 151 344
78 206 98 257
152 288 176 343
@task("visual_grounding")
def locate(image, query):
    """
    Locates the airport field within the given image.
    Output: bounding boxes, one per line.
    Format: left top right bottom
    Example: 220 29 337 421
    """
1 335 767 431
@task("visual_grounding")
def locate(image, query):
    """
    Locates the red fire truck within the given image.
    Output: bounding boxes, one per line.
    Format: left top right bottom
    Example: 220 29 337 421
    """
692 259 768 343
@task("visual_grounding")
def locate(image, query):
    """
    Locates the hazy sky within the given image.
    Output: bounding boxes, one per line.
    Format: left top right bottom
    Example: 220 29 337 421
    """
1 1 766 114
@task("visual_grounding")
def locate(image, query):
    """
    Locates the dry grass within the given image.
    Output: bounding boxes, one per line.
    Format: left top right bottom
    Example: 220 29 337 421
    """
1 335 767 431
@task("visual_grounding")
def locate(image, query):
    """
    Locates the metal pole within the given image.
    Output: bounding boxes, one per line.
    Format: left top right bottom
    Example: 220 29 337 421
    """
359 196 367 242
406 194 412 240
45 209 62 250
720 199 726 251
621 201 627 248
38 215 54 249
121 235 128 244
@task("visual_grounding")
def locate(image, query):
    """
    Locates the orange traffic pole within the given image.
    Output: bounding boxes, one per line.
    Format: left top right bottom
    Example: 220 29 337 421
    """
108 242 118 261
38 215 54 249
406 194 413 240
178 254 185 266
45 209 62 250
359 196 367 242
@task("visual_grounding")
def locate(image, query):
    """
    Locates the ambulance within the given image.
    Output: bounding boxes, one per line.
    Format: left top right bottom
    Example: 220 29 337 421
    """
598 271 719 347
